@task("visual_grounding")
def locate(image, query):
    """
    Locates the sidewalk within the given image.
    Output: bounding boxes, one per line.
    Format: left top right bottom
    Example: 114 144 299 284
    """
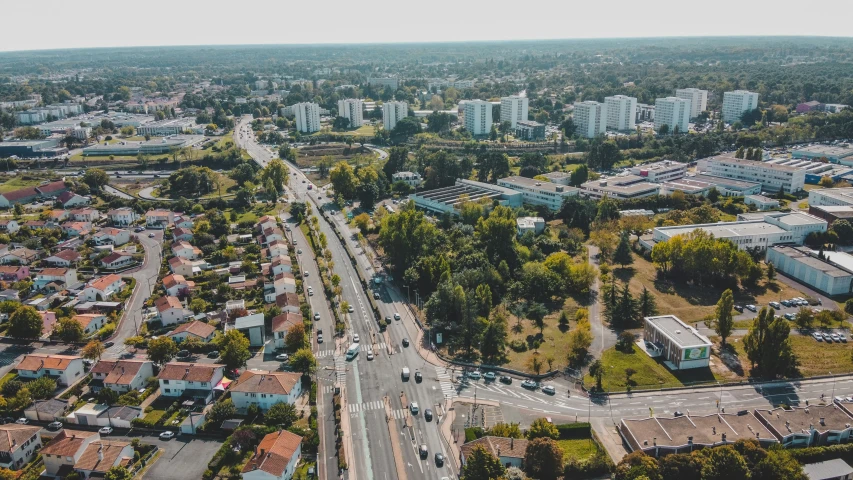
590 417 628 465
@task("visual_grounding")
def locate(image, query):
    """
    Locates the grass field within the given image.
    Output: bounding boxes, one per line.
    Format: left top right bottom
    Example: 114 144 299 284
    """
584 344 724 391
558 439 599 462
613 252 807 323
725 335 853 378
316 124 376 137
0 177 43 193
502 298 584 373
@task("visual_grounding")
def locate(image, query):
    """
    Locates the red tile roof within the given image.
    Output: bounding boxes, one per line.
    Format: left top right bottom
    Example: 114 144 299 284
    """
157 362 223 382
17 354 80 372
1 187 38 202
50 250 80 262
168 320 216 339
0 425 40 453
271 313 302 333
101 252 131 265
242 430 303 476
75 440 132 472
41 429 98 457
91 359 148 385
88 274 122 292
154 295 183 312
72 314 104 329
36 181 68 195
231 370 301 395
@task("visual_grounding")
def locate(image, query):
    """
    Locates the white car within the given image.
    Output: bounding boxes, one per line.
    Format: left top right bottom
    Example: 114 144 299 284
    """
353 334 360 343
313 312 320 321
348 305 354 313
410 402 419 414
468 371 481 380
14 418 27 425
542 385 556 395
159 431 175 440
303 271 309 277
394 313 401 320
745 304 757 312
275 354 289 361
99 427 113 435
367 351 374 361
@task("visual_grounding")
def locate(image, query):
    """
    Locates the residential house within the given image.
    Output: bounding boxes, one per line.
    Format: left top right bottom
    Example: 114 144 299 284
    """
39 311 57 337
0 425 42 470
270 255 292 275
226 299 246 314
261 227 284 245
72 314 107 335
171 241 202 260
234 313 266 347
174 215 195 229
92 228 131 246
24 399 69 423
241 430 303 480
0 289 19 302
460 436 529 470
256 216 277 232
41 430 100 477
75 440 134 478
34 267 76 291
81 274 124 302
172 227 193 242
264 273 296 303
0 248 38 265
45 249 80 267
24 220 48 230
62 222 91 237
0 188 38 209
154 295 192 326
36 180 69 199
163 274 194 297
157 362 225 403
0 265 29 281
168 256 194 277
272 313 302 350
56 191 89 208
231 371 303 412
16 354 85 386
145 210 174 227
64 403 143 429
166 320 217 343
275 293 300 314
70 208 100 222
107 208 139 226
49 210 70 223
100 252 134 269
90 359 154 393
267 240 289 258
0 220 20 234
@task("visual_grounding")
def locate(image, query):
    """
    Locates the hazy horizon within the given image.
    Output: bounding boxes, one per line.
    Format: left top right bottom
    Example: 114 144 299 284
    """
3 0 852 53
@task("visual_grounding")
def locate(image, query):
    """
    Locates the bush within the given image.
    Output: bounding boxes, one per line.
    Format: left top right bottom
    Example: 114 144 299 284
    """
555 423 592 439
563 452 614 479
309 382 317 405
509 339 528 352
464 427 484 442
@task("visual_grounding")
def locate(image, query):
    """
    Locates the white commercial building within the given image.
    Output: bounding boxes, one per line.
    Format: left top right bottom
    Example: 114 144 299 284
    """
581 175 661 200
745 194 781 211
654 97 691 134
675 88 708 119
500 95 529 129
292 103 321 133
697 155 805 194
516 217 545 236
382 101 408 131
336 99 363 128
767 246 853 296
643 315 712 370
604 95 637 131
629 160 688 183
722 90 759 124
496 176 580 211
809 187 853 207
463 100 492 136
136 118 197 136
573 101 606 138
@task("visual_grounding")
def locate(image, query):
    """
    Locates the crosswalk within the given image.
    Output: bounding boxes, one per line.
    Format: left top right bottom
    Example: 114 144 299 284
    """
344 401 408 419
435 367 458 398
334 355 347 382
315 343 387 358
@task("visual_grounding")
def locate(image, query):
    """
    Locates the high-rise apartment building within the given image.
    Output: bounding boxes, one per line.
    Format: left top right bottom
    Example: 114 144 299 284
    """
654 97 691 134
464 100 493 136
722 90 759 124
293 102 321 133
573 101 607 138
675 88 708 119
382 101 408 131
336 99 364 128
604 95 637 131
500 95 529 129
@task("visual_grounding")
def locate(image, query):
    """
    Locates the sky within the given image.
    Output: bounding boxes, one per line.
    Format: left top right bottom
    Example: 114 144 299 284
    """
3 0 853 52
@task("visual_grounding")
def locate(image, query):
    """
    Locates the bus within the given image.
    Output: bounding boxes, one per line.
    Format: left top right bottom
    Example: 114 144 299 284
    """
345 343 360 360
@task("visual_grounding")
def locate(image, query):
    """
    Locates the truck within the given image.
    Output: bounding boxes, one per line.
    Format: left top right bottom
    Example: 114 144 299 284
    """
345 343 360 360
402 367 410 381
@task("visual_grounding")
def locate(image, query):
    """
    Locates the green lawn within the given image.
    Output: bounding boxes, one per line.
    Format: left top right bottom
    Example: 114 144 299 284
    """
142 409 167 424
558 439 599 463
0 178 43 193
584 344 723 391
727 334 853 379
225 205 280 224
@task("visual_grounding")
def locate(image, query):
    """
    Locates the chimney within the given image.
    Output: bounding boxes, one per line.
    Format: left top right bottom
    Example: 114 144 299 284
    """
510 438 514 449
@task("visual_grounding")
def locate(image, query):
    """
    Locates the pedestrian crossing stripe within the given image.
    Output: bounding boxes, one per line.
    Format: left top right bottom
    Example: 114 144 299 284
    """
348 408 408 419
316 343 386 358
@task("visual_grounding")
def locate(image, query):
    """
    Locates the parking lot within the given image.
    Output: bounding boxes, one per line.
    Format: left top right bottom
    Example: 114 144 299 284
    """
110 430 222 480
734 296 826 321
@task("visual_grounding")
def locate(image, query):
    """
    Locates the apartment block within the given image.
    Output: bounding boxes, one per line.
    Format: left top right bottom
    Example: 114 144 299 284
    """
573 101 606 138
604 95 637 131
382 101 408 131
500 95 529 129
675 88 708 119
697 155 805 194
464 100 493 136
722 90 759 124
292 103 321 133
654 97 691 134
336 99 363 128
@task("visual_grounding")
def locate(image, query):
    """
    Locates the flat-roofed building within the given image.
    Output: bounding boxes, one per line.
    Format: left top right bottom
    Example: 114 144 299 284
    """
767 246 853 296
573 101 606 138
792 144 853 165
620 412 776 457
500 95 529 129
810 188 853 207
382 101 408 131
643 315 712 370
697 155 806 194
496 175 581 211
514 120 545 140
654 97 691 134
581 175 660 200
658 177 715 196
688 173 762 197
604 95 636 131
82 135 203 157
764 157 853 184
409 179 522 215
136 118 198 136
754 403 853 448
745 194 781 211
675 88 708 119
516 217 545 236
808 205 853 225
629 160 688 183
542 171 571 185
336 99 363 128
722 90 759 123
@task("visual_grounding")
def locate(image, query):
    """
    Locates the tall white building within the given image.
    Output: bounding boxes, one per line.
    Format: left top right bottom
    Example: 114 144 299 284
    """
573 101 607 138
336 99 364 128
722 90 759 124
654 97 691 134
500 95 529 129
464 100 493 136
604 95 637 131
675 88 708 119
382 101 408 131
292 102 321 133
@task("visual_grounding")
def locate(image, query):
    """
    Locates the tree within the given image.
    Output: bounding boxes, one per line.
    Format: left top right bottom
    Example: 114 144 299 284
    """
795 306 815 329
659 451 703 479
7 306 43 339
566 317 593 367
145 336 177 364
616 331 635 352
613 231 634 267
523 438 563 480
460 445 505 480
589 360 604 390
82 168 110 191
82 340 105 361
207 399 236 425
586 137 622 170
8 387 32 411
219 329 252 370
104 466 133 480
570 164 589 186
615 451 662 480
284 323 307 351
526 302 547 334
527 417 559 439
743 307 799 378
701 445 750 480
486 422 523 438
265 402 298 428
833 219 853 245
261 158 289 194
329 161 359 200
715 289 735 346
845 298 853 316
752 450 807 480
637 286 658 318
28 377 57 400
290 348 317 374
98 388 119 405
391 116 422 139
766 262 776 281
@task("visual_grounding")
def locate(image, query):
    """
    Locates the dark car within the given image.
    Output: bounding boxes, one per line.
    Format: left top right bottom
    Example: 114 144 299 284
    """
103 341 114 348
424 409 433 421
402 338 409 347
419 444 428 459
415 371 423 383
373 291 380 300
176 350 190 358
207 351 220 358
734 305 744 313
434 453 445 467
499 375 513 385
47 421 63 431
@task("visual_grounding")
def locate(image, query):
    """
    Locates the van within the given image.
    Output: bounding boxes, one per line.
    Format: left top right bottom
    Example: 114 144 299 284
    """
402 367 410 381
345 343 359 360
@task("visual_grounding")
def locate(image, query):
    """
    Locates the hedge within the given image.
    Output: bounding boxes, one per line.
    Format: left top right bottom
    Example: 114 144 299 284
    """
789 443 853 464
465 427 484 443
556 422 591 440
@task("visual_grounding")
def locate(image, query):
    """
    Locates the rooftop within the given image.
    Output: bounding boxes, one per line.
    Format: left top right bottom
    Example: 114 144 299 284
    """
242 430 303 477
702 155 800 172
168 320 216 339
803 459 853 480
794 144 853 158
91 359 150 385
622 412 775 449
76 440 132 472
645 315 711 348
41 429 98 457
498 175 580 194
271 313 302 333
157 362 223 382
18 354 80 372
655 220 787 239
582 175 660 195
689 173 762 190
0 425 41 453
755 404 853 438
230 370 301 395
235 313 265 329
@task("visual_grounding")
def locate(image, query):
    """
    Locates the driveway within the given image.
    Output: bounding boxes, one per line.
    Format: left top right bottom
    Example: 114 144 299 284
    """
140 434 222 480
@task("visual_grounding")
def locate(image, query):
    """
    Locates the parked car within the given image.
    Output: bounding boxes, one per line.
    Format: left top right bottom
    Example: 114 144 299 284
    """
840 333 848 342
745 304 757 312
542 385 556 395
159 431 175 440
99 427 113 435
134 227 145 233
521 380 538 390
769 301 781 309
275 353 289 361
373 292 380 300
823 333 833 342
784 313 796 320
500 375 513 385
104 341 114 348
781 300 792 307
207 351 220 358
734 305 744 313
176 350 190 358
812 332 823 341
148 233 155 238
832 333 841 342
14 418 27 425
348 305 354 313
47 422 63 431
484 372 496 382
